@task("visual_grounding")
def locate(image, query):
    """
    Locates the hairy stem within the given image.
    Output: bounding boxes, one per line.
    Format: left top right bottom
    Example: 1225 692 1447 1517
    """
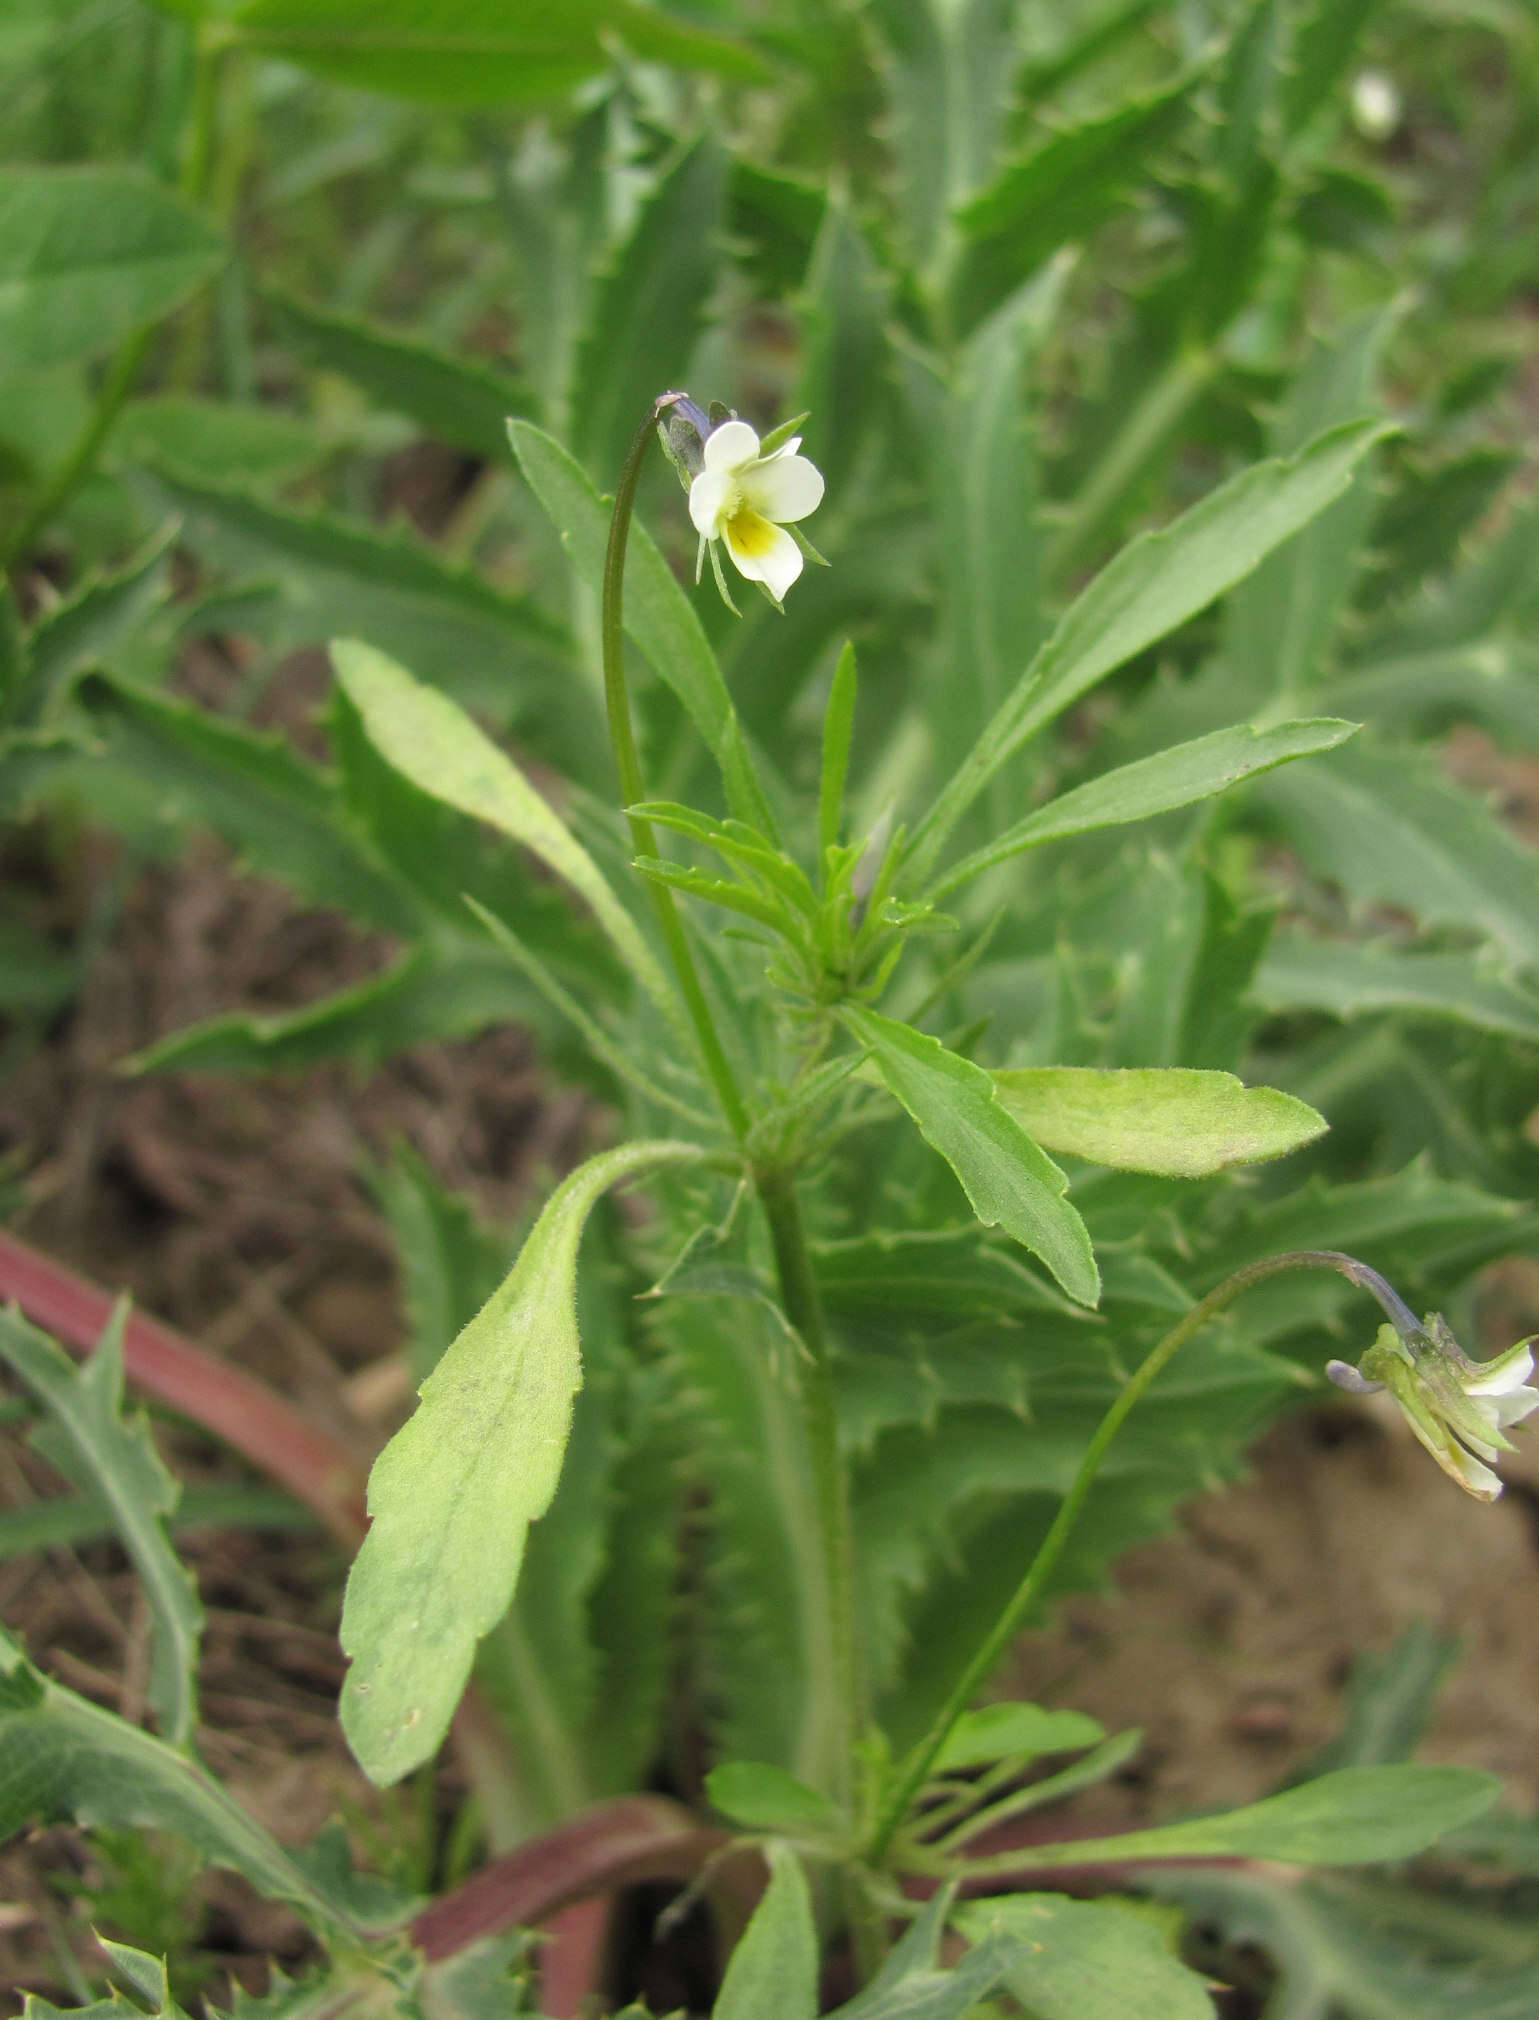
866 1248 1389 1862
602 403 748 1142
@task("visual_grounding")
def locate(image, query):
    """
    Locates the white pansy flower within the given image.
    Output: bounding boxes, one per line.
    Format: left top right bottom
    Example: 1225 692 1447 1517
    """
687 419 825 608
1328 1316 1539 1502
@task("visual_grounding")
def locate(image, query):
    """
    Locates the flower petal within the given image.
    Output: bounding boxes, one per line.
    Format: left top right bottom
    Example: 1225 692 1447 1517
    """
724 510 803 601
1463 1339 1536 1395
744 451 825 524
1493 1384 1539 1429
702 418 761 472
689 466 732 536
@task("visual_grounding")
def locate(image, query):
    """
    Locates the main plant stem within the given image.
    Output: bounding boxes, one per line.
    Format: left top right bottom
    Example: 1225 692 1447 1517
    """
602 405 748 1143
600 405 863 1829
866 1248 1392 1862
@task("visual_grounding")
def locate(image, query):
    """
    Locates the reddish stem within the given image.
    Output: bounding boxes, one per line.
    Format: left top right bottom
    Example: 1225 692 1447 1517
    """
0 1228 367 1544
538 1896 612 2019
409 1796 731 1961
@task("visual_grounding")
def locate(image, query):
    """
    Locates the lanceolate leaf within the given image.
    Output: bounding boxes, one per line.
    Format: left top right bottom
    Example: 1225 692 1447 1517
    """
956 1895 1214 2020
510 421 774 832
265 289 535 459
339 1139 704 1786
0 1310 202 1751
570 138 727 486
932 718 1358 895
9 527 175 727
1256 741 1539 974
0 168 225 367
0 1626 359 1938
1252 936 1539 1043
330 639 684 1037
841 1007 1099 1306
141 467 578 733
907 419 1388 879
951 68 1200 334
231 0 767 103
712 1843 817 2020
992 1066 1327 1177
983 1765 1496 1871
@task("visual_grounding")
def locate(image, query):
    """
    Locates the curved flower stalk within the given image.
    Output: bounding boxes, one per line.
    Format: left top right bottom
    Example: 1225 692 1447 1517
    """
1328 1310 1539 1501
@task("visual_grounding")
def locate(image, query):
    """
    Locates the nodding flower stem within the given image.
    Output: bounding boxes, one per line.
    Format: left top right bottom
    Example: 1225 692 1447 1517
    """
865 1248 1429 1864
602 399 748 1143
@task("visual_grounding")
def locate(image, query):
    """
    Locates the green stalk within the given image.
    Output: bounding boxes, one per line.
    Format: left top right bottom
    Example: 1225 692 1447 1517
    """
601 404 748 1143
866 1248 1381 1863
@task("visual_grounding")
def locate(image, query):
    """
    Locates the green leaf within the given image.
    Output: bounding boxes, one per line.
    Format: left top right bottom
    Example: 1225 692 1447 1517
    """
956 1894 1214 2020
0 1309 202 1752
1150 1867 1539 2020
1253 936 1539 1043
793 204 888 509
1221 306 1397 709
0 1485 311 1563
818 642 857 865
112 397 326 488
0 1625 357 1937
329 638 683 1035
840 1007 1099 1306
8 527 173 727
125 944 531 1075
933 1702 1105 1773
951 69 1199 334
77 674 418 934
509 420 773 831
570 138 727 484
0 168 225 367
1288 1623 1462 1783
265 289 533 459
712 1843 817 2020
921 259 1068 802
1283 0 1384 135
932 719 1358 895
231 0 767 102
908 420 1390 878
827 1884 1010 2020
993 1765 1497 1870
705 1761 844 1840
96 1941 175 2016
140 466 578 736
338 1139 703 1786
1256 741 1539 974
991 1066 1327 1177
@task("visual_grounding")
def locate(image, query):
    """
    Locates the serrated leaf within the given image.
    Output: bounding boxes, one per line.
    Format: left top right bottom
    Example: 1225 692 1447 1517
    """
139 466 579 740
265 289 533 459
112 398 325 488
339 1139 703 1786
951 69 1199 334
8 528 174 728
908 420 1390 877
570 138 726 485
932 719 1358 895
991 1066 1327 1177
125 944 532 1076
1256 740 1539 974
0 1308 202 1750
0 1626 357 1937
1149 1867 1539 2020
933 1702 1105 1773
1252 935 1539 1043
96 1941 174 2015
999 1764 1496 1870
826 1884 1011 2020
712 1843 817 2020
232 0 767 103
955 1894 1213 2020
509 420 774 832
329 638 683 1036
705 1761 843 1839
77 674 419 934
841 1006 1100 1307
0 168 224 367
